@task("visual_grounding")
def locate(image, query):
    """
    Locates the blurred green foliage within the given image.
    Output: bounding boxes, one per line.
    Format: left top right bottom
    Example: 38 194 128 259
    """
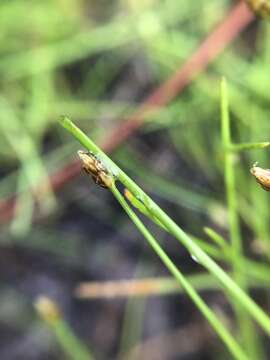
1 0 270 359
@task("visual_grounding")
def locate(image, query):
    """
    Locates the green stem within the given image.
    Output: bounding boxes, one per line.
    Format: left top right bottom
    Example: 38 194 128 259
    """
111 184 248 360
35 296 92 360
51 319 92 360
228 142 270 151
221 78 242 264
203 226 229 250
59 116 270 337
221 77 259 357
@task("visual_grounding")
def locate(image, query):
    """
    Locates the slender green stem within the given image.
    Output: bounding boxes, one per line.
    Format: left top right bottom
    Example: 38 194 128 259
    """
59 116 270 336
201 228 270 284
124 188 167 230
203 227 229 250
111 184 248 360
51 320 92 360
221 78 242 265
228 142 270 151
35 296 92 360
221 78 259 357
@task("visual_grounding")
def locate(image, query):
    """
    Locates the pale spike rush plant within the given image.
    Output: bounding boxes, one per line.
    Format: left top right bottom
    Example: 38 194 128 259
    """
2 1 270 359
59 78 270 360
